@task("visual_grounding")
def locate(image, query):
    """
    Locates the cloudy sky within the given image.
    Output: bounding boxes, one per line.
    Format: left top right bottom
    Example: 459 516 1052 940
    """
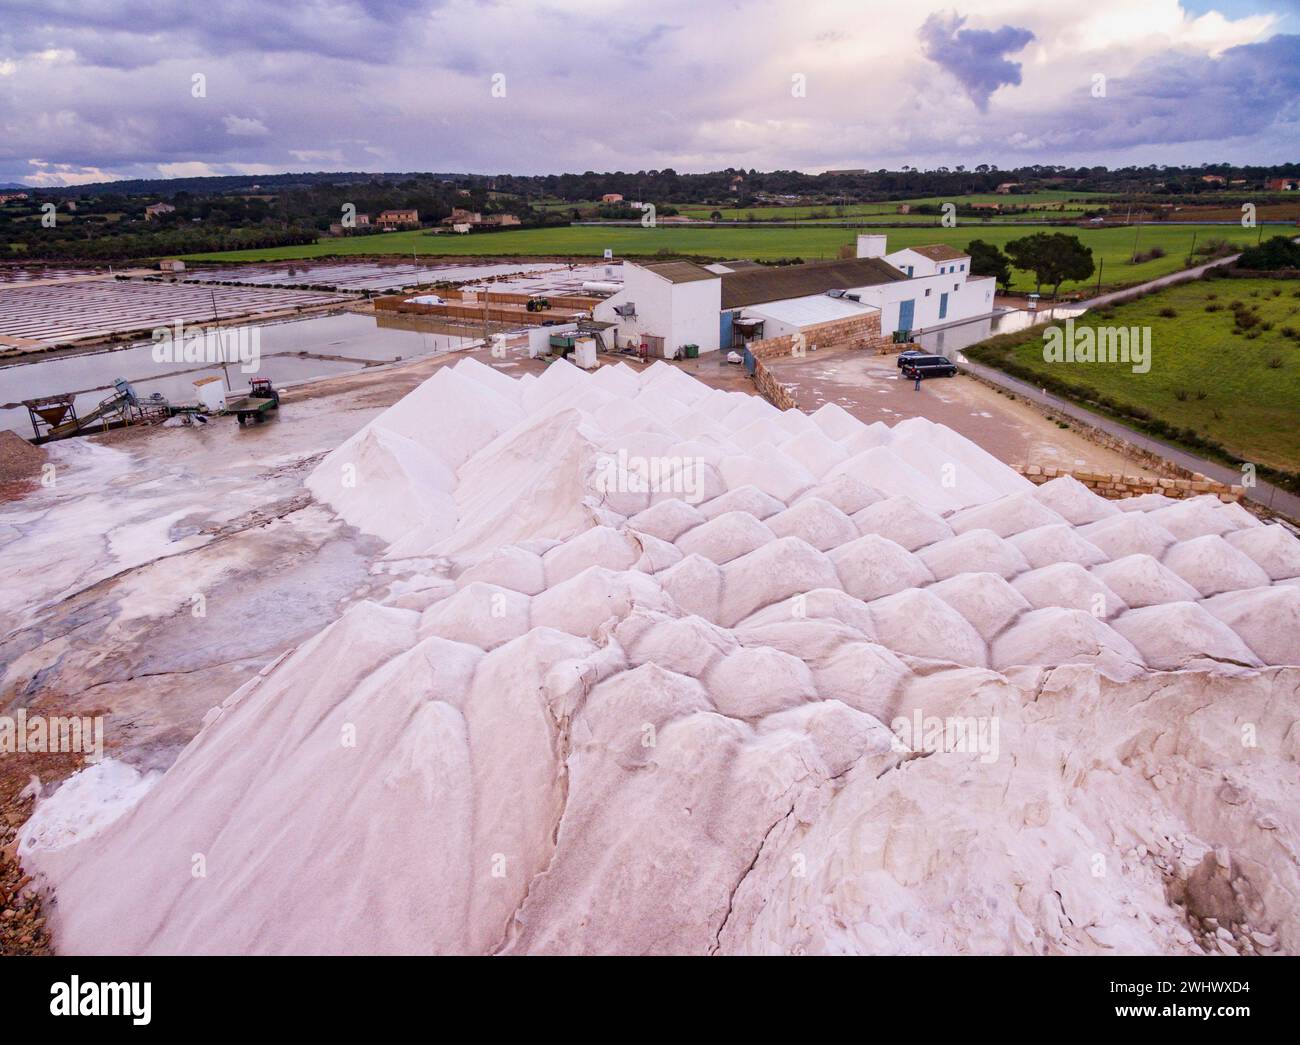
0 0 1297 186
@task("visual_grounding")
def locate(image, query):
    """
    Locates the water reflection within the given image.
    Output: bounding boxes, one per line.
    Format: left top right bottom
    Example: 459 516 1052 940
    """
917 304 1087 359
0 312 489 435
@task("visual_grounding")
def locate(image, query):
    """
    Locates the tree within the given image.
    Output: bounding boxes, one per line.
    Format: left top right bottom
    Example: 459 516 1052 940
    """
1005 232 1095 298
965 239 1012 291
1237 235 1300 270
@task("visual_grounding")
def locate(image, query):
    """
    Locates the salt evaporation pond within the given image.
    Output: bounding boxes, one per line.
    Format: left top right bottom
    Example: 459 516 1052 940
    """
0 312 484 435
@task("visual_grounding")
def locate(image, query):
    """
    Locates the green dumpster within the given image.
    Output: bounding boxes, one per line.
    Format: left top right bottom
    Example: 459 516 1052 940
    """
683 344 699 359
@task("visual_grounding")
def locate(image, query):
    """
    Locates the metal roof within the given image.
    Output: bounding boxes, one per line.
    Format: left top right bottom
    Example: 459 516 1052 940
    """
720 256 906 309
640 261 719 285
903 244 969 262
742 293 879 328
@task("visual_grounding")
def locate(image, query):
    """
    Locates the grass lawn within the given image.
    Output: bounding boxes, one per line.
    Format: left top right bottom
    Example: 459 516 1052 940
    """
182 223 1248 295
966 276 1300 479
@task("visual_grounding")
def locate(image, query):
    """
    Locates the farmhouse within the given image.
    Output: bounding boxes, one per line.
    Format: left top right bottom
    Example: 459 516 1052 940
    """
592 234 997 358
1265 178 1297 192
144 202 176 220
376 208 419 229
601 193 624 203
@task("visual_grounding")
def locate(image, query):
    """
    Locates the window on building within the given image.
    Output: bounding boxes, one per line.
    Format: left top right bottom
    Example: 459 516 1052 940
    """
924 288 931 296
954 283 960 291
960 263 966 271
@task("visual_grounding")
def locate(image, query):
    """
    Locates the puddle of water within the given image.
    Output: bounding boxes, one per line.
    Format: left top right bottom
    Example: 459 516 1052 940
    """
917 305 1086 357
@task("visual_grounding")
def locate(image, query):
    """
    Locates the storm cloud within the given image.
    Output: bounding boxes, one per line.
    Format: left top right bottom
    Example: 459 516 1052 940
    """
918 11 1034 111
0 0 1292 185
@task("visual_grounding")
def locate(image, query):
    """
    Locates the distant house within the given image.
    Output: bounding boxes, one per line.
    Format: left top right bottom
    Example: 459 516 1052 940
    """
158 258 186 273
0 192 29 204
452 223 472 234
895 204 911 214
376 208 419 229
1265 178 1297 192
144 202 176 220
601 193 624 203
1201 174 1227 185
995 182 1020 194
482 214 520 226
441 208 481 226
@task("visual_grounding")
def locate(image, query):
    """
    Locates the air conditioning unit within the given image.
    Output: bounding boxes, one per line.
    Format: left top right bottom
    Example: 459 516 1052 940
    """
614 302 636 317
824 289 845 298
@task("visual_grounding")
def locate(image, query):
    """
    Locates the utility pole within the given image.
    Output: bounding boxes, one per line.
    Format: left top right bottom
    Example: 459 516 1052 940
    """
1096 257 1104 296
210 290 233 391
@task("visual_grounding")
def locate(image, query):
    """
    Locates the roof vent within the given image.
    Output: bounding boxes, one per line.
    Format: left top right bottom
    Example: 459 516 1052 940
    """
824 289 845 298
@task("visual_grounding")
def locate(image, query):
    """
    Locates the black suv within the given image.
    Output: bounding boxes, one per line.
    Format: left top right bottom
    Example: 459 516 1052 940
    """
900 354 958 379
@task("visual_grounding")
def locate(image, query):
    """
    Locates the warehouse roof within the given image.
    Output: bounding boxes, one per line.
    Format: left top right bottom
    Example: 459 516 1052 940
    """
640 261 719 285
720 256 906 309
903 244 969 261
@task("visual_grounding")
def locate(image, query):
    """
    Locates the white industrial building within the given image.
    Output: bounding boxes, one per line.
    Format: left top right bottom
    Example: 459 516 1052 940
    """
592 235 997 357
593 261 722 356
858 234 997 335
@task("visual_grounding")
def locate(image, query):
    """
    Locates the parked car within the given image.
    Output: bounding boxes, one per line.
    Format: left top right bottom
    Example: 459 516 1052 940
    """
896 349 927 369
900 354 958 379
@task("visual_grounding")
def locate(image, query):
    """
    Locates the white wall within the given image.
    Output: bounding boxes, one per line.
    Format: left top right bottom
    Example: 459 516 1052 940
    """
593 264 672 349
856 234 887 259
855 272 996 334
670 277 721 354
884 248 971 281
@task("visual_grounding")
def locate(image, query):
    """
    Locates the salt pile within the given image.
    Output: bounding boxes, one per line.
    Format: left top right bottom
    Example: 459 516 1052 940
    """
20 358 1300 956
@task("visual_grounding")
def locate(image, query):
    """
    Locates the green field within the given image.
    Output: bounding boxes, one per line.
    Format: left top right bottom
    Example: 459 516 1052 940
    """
967 277 1300 478
183 223 1247 295
676 190 1106 222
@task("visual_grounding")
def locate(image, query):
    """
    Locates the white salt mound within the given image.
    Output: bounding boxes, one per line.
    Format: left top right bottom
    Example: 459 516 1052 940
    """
25 357 1300 956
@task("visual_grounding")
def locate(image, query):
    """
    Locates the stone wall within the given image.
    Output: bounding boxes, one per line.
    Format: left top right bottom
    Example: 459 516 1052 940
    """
746 311 889 361
1017 464 1244 503
752 359 798 410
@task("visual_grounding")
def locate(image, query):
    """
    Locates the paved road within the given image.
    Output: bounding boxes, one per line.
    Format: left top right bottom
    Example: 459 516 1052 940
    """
960 359 1300 521
1076 252 1241 309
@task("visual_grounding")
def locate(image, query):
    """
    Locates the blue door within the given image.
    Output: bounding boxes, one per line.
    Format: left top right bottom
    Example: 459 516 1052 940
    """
897 299 915 333
719 310 734 348
939 292 948 320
